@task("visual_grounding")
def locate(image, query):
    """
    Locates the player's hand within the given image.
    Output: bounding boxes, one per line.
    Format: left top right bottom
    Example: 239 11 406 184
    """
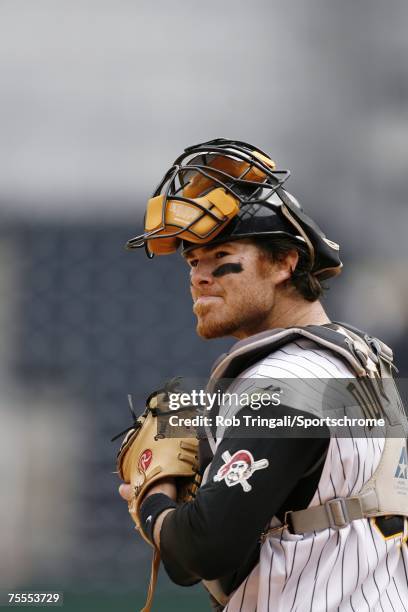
118 478 177 503
119 479 177 550
118 483 133 502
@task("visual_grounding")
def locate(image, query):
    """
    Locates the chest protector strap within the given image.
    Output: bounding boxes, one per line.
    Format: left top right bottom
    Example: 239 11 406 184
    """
207 322 408 533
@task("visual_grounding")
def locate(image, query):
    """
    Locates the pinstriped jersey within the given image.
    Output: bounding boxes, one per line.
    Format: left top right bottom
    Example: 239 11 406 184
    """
219 338 408 612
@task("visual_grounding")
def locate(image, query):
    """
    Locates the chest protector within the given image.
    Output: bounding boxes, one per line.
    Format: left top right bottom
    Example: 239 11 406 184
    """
206 322 408 534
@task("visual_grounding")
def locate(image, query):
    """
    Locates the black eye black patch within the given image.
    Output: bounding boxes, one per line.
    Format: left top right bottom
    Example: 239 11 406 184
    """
212 262 244 278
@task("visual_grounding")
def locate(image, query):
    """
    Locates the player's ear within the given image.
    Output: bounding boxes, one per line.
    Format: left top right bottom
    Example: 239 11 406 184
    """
273 249 299 285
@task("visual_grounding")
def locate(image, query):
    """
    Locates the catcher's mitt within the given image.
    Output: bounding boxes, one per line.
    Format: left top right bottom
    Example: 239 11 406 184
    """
115 382 201 546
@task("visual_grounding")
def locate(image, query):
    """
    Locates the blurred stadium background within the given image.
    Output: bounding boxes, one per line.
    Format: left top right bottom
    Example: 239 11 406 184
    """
0 1 407 610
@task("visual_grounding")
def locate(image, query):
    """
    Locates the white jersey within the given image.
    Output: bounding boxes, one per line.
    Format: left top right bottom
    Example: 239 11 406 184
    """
219 338 408 612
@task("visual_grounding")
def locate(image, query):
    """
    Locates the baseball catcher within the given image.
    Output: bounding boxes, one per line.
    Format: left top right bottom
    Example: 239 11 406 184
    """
116 139 408 611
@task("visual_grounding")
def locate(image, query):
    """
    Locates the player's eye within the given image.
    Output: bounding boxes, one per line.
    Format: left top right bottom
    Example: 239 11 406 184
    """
188 258 198 268
215 251 230 259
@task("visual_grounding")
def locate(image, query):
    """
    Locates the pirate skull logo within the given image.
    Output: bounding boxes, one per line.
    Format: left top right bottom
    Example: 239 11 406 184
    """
214 449 269 492
227 458 251 485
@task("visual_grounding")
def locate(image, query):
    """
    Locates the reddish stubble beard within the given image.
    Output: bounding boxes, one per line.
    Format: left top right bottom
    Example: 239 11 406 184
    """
193 258 276 339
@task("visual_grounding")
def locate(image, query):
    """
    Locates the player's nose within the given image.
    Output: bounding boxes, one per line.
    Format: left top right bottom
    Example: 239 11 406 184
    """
190 263 214 288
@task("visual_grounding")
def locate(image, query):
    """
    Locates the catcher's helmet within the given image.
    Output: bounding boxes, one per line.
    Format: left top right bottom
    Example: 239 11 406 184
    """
127 138 342 280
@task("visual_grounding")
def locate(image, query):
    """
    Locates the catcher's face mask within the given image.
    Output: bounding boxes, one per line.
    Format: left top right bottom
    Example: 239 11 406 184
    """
127 139 282 256
127 138 342 280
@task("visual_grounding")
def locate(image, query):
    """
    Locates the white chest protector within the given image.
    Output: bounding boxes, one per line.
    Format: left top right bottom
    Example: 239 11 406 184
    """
206 322 408 533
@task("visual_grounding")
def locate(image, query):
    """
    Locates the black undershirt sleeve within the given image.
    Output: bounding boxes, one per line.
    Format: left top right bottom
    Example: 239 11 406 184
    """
155 404 329 591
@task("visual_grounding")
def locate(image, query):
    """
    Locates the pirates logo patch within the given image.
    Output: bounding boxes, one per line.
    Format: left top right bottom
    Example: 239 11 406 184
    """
213 449 269 492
